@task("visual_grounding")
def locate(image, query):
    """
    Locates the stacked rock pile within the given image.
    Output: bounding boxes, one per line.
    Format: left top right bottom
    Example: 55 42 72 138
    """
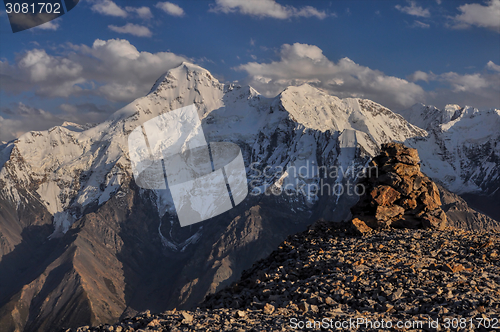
350 142 448 234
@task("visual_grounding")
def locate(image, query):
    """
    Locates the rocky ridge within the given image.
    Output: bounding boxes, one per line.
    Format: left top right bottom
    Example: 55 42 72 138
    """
67 224 500 332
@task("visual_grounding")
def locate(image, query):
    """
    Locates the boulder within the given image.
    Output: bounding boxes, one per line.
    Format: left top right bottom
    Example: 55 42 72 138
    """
351 218 372 235
376 205 405 222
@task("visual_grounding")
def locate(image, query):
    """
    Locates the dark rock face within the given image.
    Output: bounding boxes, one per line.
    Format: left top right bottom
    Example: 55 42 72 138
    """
439 184 500 231
350 143 447 233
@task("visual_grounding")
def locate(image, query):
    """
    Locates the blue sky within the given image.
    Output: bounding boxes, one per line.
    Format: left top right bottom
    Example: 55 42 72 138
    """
0 0 499 141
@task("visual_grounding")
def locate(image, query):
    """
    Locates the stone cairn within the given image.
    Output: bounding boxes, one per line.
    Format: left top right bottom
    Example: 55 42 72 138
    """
350 142 447 234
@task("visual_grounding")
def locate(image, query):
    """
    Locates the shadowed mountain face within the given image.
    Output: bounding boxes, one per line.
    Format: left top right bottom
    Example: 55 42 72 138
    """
0 63 498 331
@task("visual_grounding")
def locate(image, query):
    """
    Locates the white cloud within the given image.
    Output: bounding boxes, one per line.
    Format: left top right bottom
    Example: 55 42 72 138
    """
408 70 435 82
125 6 153 19
441 72 489 91
408 63 500 108
211 0 329 19
0 103 61 141
0 38 188 102
0 116 26 142
156 2 185 17
487 60 500 72
91 0 127 17
412 20 430 28
451 0 500 32
236 43 426 110
395 1 430 17
0 102 112 141
33 19 60 30
108 23 152 37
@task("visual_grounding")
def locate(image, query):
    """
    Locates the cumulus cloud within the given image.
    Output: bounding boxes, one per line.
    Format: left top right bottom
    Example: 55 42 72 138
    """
0 102 113 141
487 60 500 72
0 38 188 102
235 43 426 110
0 116 27 142
108 23 152 37
211 0 329 19
90 0 127 17
156 2 185 17
395 1 431 17
408 70 435 82
451 0 500 32
125 6 153 19
0 103 61 141
408 62 500 108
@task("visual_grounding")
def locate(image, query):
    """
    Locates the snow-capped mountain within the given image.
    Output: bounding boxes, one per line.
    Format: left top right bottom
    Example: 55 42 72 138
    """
398 103 500 194
0 62 427 238
0 62 498 331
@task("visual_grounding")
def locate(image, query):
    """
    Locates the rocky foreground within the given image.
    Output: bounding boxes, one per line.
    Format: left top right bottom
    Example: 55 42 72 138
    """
68 144 499 331
68 222 499 332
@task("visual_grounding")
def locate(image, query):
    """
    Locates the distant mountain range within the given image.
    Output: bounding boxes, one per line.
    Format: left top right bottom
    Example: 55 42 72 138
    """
0 62 498 331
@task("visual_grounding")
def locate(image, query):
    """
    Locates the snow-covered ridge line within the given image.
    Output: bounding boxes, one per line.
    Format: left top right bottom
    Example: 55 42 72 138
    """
397 104 500 194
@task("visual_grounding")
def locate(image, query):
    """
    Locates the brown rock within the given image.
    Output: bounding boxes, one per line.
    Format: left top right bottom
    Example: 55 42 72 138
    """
263 303 275 314
382 163 420 178
413 175 425 191
181 311 193 324
377 172 402 187
370 185 401 206
400 198 417 210
381 143 419 163
397 177 414 196
375 205 404 222
443 264 465 273
421 211 447 230
147 319 160 327
236 310 247 318
425 181 442 206
419 192 440 211
395 154 420 165
351 218 372 235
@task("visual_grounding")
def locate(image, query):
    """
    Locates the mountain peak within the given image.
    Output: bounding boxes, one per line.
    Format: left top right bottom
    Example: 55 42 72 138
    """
148 62 220 95
279 83 326 97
